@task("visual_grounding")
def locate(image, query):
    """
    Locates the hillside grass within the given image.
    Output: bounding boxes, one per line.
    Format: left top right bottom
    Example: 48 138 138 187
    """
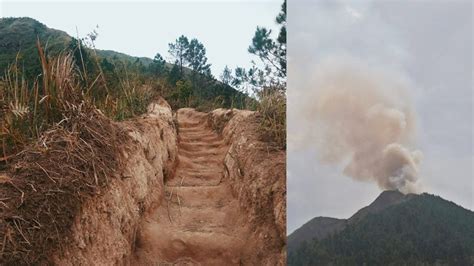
0 40 154 162
0 17 252 114
0 37 134 263
257 87 286 149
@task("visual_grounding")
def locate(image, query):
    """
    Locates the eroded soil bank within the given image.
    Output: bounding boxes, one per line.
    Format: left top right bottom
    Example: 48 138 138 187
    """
132 108 286 265
52 99 179 265
208 108 287 265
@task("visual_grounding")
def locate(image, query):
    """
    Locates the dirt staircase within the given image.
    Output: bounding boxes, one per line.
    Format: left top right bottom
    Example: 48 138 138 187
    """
132 109 247 265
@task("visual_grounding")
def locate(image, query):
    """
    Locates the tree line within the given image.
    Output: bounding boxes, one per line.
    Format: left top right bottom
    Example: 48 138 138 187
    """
66 0 286 112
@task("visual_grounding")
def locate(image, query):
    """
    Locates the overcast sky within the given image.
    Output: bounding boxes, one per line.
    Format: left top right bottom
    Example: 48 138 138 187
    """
288 0 473 234
0 0 281 76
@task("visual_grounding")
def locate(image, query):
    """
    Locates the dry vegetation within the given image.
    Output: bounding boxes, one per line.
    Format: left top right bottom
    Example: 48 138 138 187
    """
0 41 144 264
0 40 153 162
257 88 286 149
0 105 125 264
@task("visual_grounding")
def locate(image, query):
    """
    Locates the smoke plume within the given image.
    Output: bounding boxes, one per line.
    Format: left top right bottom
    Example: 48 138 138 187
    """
303 57 422 193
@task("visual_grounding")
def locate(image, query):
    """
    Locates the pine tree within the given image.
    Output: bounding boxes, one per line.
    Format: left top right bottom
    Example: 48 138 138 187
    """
185 38 211 74
248 0 286 80
150 53 166 76
168 35 189 76
220 66 233 85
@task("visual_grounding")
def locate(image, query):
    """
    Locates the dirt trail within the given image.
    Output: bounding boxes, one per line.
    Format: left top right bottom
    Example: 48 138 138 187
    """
132 108 248 265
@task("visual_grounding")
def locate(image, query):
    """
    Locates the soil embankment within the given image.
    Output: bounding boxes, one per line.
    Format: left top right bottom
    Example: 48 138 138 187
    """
133 108 286 265
209 108 287 265
52 99 178 265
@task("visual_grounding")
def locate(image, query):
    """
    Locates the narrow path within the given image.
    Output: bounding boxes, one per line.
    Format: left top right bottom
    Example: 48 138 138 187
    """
133 109 246 265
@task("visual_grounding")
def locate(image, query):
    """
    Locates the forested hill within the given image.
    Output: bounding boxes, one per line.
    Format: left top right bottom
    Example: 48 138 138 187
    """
288 190 474 265
0 17 250 111
0 17 72 75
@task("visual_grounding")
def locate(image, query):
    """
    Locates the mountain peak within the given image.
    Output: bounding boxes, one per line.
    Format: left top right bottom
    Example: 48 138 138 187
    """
289 192 474 265
373 189 406 206
379 189 403 196
348 189 412 223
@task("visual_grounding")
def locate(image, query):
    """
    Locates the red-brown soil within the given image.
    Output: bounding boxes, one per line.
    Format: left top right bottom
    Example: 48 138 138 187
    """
132 108 249 265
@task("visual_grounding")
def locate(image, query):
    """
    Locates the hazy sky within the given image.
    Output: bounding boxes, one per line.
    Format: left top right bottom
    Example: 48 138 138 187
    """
0 0 281 76
288 0 473 233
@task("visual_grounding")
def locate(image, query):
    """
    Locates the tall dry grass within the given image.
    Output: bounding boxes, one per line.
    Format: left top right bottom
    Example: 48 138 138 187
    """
257 87 286 149
0 40 155 163
0 39 138 264
113 65 154 120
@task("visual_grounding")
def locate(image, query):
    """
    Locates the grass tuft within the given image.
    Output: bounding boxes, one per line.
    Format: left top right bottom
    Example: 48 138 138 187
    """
257 87 286 149
0 41 155 162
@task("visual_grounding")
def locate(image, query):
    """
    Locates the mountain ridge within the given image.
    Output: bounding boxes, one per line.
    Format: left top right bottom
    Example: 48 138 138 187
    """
288 190 474 265
288 190 410 253
0 17 219 76
1 17 173 75
0 17 251 111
